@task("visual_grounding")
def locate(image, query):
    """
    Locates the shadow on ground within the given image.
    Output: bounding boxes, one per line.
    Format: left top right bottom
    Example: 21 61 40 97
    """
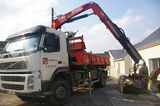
123 85 149 95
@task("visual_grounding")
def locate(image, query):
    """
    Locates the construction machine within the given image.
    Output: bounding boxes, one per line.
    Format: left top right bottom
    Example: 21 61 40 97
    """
51 1 148 92
0 2 148 105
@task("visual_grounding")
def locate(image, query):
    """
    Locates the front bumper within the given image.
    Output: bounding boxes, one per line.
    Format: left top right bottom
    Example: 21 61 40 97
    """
0 89 44 97
0 71 42 96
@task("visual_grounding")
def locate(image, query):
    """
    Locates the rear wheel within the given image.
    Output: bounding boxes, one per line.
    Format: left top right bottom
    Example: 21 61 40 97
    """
48 78 70 106
94 71 106 88
99 71 106 87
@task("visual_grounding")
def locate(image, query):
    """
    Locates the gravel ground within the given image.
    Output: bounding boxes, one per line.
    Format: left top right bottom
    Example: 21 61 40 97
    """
0 77 160 106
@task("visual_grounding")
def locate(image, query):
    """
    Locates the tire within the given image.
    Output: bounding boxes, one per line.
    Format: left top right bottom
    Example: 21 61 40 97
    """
49 78 70 106
94 71 106 88
99 71 106 87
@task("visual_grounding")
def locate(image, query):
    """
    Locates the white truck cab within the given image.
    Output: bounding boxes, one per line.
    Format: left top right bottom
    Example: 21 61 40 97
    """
0 25 69 97
0 25 108 105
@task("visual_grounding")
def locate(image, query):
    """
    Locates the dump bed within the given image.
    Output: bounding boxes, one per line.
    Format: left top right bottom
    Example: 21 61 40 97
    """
69 35 110 68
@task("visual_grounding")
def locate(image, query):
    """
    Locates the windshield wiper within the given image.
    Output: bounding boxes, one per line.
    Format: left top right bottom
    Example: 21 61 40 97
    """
9 53 12 58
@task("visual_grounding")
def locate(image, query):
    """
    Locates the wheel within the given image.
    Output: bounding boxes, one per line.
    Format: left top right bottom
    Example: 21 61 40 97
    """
48 78 70 106
99 71 106 87
94 71 106 88
16 95 30 101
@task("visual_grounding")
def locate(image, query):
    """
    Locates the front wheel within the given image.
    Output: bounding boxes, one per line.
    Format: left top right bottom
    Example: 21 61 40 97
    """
48 78 70 106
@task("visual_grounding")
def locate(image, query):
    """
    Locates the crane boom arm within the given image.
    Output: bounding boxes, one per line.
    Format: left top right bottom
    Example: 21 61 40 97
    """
51 2 143 64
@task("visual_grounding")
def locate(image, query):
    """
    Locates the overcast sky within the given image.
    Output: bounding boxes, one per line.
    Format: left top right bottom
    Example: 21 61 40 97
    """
0 0 160 53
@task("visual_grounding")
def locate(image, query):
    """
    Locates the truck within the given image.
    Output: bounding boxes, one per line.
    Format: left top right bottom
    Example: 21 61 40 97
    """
0 2 146 106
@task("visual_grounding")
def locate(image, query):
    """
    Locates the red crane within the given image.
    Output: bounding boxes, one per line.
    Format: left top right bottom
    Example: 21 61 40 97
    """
51 2 145 74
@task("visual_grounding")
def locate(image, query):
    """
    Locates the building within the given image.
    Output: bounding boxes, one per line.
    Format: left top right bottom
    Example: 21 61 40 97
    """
109 49 130 78
134 27 160 75
109 27 160 79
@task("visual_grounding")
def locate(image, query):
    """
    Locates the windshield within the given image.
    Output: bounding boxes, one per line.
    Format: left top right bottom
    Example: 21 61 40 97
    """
3 33 41 54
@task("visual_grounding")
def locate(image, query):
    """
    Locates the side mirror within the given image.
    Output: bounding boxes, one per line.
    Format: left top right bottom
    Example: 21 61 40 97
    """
42 33 56 52
47 33 55 46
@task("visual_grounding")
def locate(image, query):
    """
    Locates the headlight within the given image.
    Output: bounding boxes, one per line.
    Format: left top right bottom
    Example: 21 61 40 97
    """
28 76 34 90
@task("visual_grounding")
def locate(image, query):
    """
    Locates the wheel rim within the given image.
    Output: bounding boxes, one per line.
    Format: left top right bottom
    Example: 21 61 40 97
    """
55 86 67 100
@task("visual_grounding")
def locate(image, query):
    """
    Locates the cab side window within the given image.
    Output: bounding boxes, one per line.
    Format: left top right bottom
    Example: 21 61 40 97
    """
43 33 60 52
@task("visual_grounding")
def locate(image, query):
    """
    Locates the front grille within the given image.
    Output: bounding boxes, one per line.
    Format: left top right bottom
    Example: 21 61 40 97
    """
0 61 27 70
1 76 25 82
2 84 24 90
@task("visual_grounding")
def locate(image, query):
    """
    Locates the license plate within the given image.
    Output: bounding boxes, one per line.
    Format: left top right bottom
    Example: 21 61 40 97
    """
7 90 15 94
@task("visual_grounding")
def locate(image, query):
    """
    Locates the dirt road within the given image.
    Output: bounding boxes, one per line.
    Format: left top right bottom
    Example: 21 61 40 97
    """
0 77 159 106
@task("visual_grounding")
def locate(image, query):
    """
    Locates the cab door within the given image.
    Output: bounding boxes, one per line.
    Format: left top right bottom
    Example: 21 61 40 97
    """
40 33 62 81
